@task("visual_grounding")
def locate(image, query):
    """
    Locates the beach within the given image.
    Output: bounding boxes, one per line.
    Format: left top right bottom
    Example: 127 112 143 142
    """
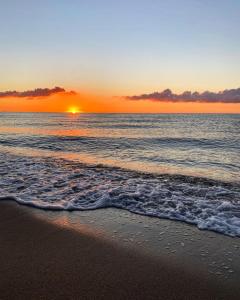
1 0 240 297
1 200 240 300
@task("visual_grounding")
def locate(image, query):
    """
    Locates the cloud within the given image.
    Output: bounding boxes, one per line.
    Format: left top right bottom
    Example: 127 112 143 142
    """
0 87 76 98
125 88 240 103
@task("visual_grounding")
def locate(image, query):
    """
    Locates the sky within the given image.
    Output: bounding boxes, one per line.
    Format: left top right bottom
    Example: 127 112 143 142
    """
0 0 240 113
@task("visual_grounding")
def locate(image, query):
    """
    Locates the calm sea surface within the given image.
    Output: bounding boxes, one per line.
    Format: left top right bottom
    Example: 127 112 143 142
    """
0 113 239 181
0 113 240 236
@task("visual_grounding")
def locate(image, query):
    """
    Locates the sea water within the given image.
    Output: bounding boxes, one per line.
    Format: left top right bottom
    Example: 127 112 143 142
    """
0 113 239 236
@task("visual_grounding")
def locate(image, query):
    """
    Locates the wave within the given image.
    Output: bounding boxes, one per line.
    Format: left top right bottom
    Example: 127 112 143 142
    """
1 134 238 151
0 152 240 237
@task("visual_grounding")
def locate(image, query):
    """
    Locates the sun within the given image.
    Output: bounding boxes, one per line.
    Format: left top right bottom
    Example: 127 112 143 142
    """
67 106 81 114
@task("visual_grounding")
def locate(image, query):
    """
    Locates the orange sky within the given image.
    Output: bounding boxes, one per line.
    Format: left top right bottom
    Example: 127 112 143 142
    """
1 1 239 115
0 91 240 113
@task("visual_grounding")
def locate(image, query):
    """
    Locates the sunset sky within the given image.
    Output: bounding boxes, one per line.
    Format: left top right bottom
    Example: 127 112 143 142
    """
0 0 240 113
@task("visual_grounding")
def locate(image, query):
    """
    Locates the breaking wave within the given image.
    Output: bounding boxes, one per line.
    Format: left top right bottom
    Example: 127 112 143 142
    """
0 152 240 237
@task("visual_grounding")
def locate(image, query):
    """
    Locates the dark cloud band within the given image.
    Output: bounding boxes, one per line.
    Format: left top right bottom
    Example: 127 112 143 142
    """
0 87 67 98
126 88 240 103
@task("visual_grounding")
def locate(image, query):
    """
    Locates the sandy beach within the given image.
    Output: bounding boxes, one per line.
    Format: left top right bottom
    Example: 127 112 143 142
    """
1 201 240 300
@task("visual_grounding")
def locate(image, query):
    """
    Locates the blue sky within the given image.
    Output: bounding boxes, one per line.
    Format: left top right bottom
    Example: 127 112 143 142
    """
0 0 239 94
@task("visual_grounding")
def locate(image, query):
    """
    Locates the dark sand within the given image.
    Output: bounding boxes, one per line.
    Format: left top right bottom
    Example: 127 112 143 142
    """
0 201 239 300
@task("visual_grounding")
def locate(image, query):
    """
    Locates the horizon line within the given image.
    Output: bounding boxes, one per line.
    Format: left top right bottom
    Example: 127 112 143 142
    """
0 111 239 115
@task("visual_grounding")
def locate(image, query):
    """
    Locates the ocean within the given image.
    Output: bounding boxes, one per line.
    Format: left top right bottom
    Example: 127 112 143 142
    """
0 113 239 236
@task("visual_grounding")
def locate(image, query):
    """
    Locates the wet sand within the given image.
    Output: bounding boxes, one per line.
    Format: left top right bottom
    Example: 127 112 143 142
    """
0 201 239 300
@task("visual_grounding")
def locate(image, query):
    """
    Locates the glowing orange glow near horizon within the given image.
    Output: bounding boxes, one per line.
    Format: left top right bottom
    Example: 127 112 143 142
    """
67 106 81 114
0 90 240 113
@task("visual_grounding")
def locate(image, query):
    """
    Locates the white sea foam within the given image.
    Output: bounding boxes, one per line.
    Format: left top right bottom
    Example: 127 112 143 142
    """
0 152 240 237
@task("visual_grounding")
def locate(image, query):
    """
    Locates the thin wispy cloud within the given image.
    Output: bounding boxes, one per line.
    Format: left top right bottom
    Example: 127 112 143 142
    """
125 88 240 103
0 87 76 98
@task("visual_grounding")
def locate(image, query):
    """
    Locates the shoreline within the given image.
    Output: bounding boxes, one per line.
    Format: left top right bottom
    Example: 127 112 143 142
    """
1 201 240 299
1 150 240 238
